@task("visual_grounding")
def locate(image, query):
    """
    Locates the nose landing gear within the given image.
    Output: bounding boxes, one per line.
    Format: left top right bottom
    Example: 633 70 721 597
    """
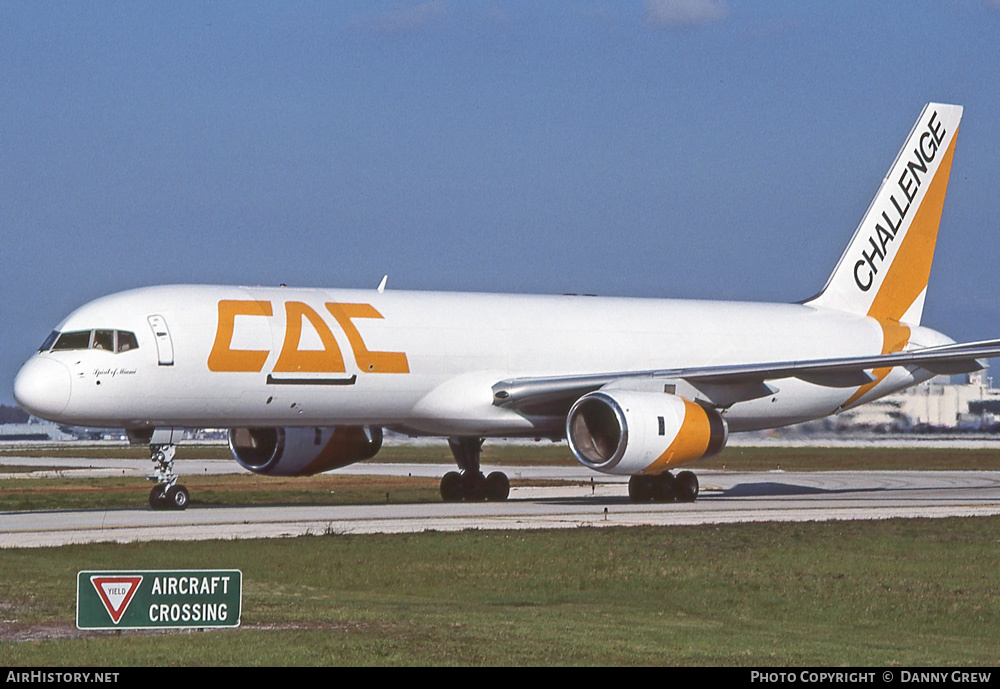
149 480 190 511
146 429 190 511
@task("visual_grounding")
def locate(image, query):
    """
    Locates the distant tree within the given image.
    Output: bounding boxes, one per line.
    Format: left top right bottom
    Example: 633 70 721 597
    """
0 404 30 424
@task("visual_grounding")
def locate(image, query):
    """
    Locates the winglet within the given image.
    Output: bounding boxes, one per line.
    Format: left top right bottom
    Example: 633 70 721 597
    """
806 103 962 326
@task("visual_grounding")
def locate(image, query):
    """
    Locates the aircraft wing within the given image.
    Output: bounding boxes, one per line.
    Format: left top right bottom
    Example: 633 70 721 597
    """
491 339 1000 413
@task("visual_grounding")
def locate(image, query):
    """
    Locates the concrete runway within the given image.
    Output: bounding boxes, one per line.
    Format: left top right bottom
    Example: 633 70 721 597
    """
3 457 1000 547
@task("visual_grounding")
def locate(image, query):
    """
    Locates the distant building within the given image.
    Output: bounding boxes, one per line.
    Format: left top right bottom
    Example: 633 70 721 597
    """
0 418 76 442
835 371 1000 432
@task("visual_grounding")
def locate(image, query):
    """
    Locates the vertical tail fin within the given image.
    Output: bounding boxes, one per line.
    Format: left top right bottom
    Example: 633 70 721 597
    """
806 103 962 326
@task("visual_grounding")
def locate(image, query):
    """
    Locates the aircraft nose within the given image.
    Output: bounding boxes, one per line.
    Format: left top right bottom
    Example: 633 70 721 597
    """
13 357 72 420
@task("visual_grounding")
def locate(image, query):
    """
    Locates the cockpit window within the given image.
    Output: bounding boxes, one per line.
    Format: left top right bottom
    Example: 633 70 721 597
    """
93 330 115 351
117 331 138 352
43 329 139 354
52 331 92 351
38 331 59 352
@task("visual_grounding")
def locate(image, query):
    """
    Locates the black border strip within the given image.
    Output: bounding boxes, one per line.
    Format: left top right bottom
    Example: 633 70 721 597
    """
266 374 357 386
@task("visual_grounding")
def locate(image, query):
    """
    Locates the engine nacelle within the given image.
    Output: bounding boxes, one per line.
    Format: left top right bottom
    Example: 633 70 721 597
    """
566 390 727 475
229 426 383 476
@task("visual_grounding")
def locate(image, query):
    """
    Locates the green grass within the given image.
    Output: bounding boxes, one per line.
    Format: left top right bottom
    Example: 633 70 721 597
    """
2 519 999 665
0 474 446 512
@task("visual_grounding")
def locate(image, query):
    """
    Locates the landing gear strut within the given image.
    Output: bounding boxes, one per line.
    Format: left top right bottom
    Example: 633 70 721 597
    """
440 437 510 502
628 470 699 503
146 428 190 511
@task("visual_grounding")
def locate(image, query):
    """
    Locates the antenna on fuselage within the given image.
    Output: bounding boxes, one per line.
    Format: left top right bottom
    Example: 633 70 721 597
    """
377 275 388 293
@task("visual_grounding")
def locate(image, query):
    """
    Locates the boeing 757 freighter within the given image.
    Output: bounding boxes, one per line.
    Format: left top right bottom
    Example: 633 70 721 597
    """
14 103 1000 510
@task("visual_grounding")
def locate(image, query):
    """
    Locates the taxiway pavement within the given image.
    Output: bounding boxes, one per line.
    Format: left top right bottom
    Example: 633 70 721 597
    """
2 458 1000 547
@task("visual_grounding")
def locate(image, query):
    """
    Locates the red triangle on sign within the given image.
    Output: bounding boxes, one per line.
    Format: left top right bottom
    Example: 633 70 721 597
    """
90 575 143 624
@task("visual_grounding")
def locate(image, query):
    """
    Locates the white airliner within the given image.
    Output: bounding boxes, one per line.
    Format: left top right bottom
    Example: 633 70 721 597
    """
14 103 1000 510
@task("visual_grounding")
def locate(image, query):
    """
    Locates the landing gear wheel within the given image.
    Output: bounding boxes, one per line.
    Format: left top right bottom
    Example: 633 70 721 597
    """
442 437 510 502
165 484 190 511
149 485 169 510
440 468 511 502
674 471 699 503
461 471 487 501
629 473 686 502
653 473 677 502
485 471 510 501
628 475 654 502
441 471 463 502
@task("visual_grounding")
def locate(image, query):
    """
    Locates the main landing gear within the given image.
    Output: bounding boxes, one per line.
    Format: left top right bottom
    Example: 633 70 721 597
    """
628 470 699 503
146 429 190 511
440 437 510 502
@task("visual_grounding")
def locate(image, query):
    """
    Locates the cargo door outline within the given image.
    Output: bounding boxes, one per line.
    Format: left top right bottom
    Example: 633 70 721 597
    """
147 315 174 366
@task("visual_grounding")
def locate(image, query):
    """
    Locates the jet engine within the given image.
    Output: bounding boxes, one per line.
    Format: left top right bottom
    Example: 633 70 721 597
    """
566 390 727 475
229 426 383 476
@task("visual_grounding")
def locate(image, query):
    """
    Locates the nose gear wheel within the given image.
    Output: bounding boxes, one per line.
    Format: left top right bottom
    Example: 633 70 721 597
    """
147 441 190 510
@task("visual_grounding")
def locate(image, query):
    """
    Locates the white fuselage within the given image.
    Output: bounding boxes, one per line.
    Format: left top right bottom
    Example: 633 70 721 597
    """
13 284 951 436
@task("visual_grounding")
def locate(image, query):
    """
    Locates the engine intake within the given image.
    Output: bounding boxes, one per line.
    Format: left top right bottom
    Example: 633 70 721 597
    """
567 390 727 475
229 426 383 476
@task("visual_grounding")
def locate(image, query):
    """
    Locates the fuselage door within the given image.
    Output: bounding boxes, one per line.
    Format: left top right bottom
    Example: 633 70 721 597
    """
147 315 174 366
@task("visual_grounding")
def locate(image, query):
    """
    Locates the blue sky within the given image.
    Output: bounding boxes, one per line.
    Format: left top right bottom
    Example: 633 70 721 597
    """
4 1 1000 403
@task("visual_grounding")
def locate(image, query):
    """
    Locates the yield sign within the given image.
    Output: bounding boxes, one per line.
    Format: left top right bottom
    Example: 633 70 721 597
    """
90 575 143 624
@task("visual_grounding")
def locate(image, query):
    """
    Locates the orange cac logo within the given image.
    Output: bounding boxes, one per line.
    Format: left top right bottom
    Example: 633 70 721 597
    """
207 300 409 374
274 302 346 373
326 303 409 373
207 300 273 372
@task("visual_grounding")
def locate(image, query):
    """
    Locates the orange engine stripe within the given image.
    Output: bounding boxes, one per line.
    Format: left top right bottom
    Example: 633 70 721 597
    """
643 400 711 473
